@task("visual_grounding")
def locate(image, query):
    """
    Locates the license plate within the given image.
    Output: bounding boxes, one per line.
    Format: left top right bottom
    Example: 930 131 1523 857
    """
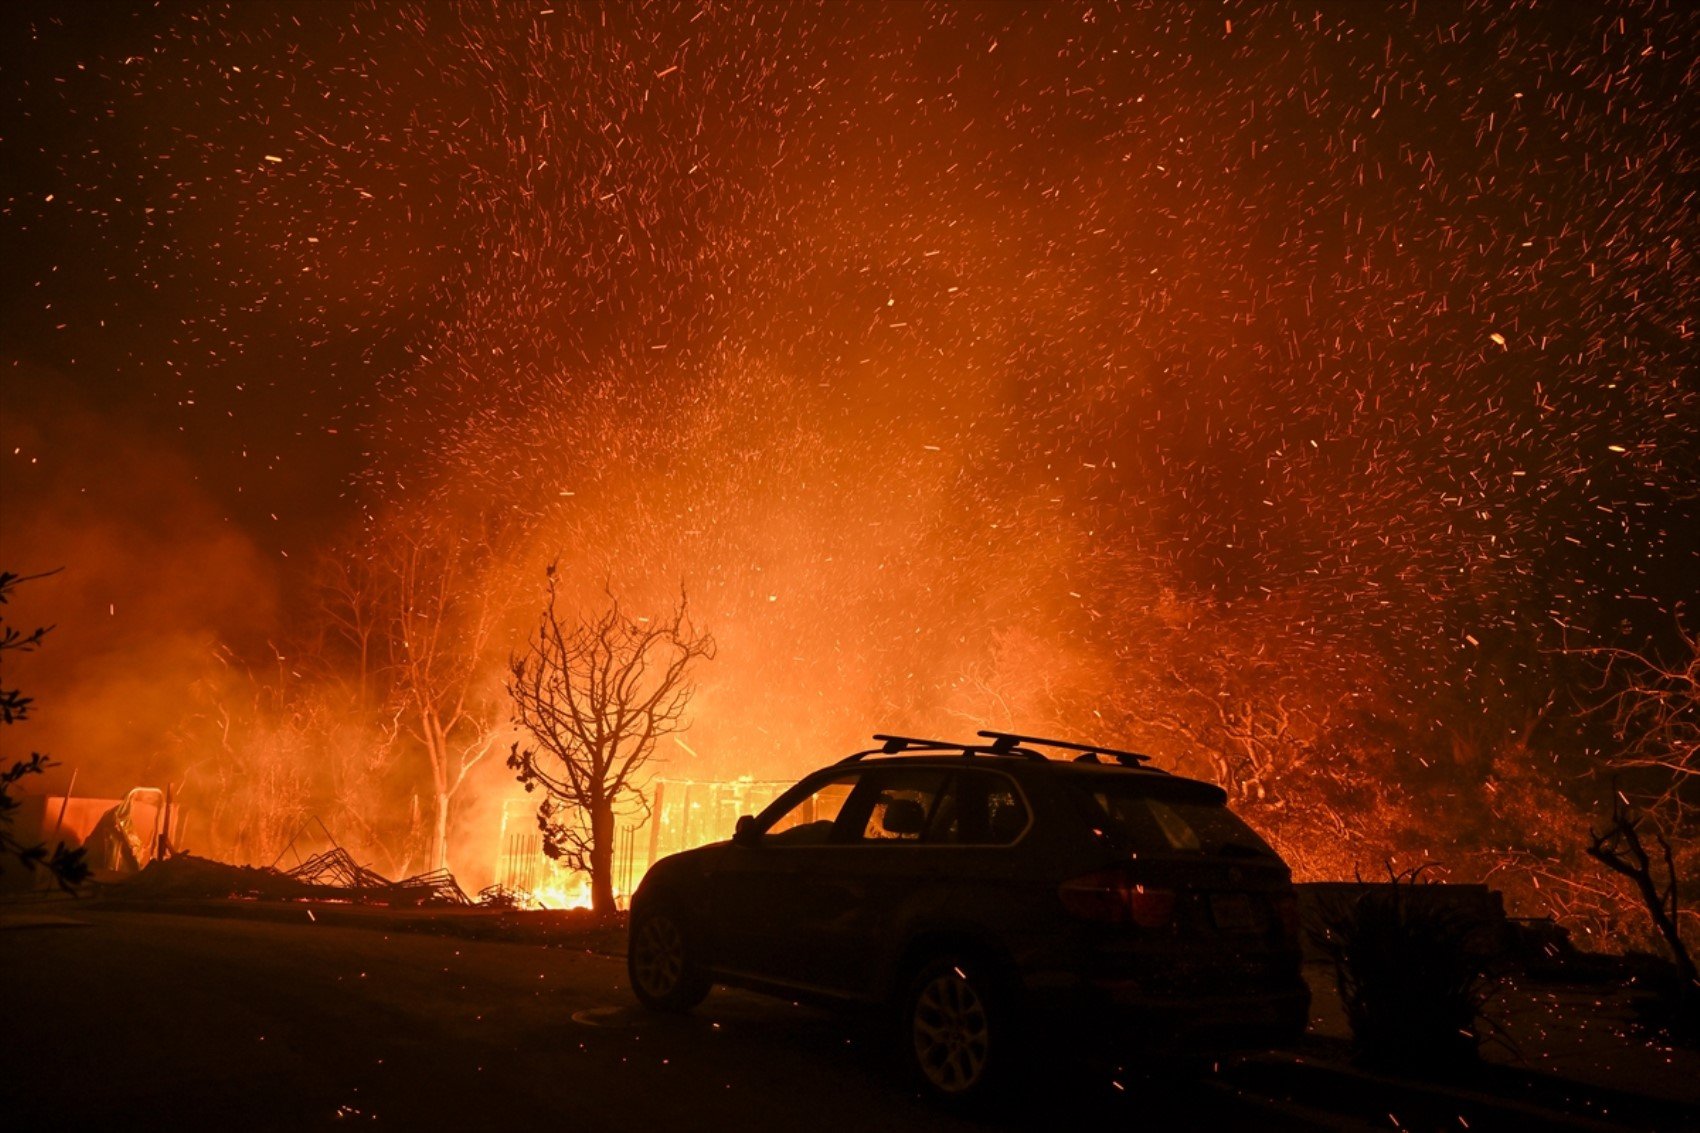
1210 893 1258 931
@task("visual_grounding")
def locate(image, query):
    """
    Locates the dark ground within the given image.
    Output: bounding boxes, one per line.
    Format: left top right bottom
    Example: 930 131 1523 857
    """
3 904 1696 1131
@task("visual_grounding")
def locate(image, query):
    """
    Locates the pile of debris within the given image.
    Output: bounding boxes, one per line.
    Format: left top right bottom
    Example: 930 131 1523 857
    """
119 846 496 909
473 883 530 910
285 848 472 907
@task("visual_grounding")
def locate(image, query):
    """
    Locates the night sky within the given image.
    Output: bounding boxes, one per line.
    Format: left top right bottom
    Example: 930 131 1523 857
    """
2 2 1696 899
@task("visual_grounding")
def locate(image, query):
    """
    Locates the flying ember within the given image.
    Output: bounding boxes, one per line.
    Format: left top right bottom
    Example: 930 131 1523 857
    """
2 3 1696 1126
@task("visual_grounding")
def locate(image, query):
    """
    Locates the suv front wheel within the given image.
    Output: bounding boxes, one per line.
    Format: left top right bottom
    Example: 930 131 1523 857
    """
628 906 711 1012
902 955 1006 1103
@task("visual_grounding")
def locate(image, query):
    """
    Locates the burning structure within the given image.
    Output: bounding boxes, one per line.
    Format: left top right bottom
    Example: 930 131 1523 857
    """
495 777 791 909
3 786 179 891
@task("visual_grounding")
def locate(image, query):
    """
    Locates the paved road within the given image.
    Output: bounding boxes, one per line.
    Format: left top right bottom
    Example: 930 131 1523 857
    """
2 907 1354 1131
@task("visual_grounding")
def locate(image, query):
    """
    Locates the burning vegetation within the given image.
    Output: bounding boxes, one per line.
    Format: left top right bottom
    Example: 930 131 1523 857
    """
0 3 1696 966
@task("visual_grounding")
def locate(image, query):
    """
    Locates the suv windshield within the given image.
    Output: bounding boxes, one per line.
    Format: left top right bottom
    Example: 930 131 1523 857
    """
1069 778 1277 858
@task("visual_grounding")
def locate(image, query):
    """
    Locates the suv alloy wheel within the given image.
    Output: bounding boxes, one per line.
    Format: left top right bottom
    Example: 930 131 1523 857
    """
904 955 1003 1102
629 907 711 1012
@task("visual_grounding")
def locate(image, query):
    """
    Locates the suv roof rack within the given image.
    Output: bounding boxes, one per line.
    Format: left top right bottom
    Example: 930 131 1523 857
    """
837 731 1159 769
838 733 1048 763
976 730 1154 768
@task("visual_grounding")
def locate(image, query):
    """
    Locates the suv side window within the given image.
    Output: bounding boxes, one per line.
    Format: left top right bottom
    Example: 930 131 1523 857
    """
851 770 950 842
763 773 859 845
927 771 1030 845
1066 779 1277 858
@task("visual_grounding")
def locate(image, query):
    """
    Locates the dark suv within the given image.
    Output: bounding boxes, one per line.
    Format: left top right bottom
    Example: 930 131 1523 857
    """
626 731 1309 1101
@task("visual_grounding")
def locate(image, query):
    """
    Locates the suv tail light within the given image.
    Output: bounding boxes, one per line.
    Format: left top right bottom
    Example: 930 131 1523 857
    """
1059 868 1176 927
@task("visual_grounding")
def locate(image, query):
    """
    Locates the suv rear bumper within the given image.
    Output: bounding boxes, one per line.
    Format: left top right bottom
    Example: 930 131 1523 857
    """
1026 979 1311 1054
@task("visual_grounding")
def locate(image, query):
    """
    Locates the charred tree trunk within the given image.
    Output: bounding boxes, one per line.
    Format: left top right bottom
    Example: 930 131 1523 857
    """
590 801 616 915
422 713 451 871
432 789 451 873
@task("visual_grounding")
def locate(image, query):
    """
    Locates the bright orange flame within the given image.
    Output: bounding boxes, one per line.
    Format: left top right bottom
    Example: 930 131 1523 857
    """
519 874 623 911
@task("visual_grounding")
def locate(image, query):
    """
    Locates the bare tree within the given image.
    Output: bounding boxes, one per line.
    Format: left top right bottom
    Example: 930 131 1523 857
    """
507 569 714 915
281 475 531 876
171 645 319 868
1152 673 1308 806
378 521 509 873
1127 627 1336 811
306 550 410 872
1567 612 1699 964
316 550 388 710
1578 611 1698 819
1588 795 1697 986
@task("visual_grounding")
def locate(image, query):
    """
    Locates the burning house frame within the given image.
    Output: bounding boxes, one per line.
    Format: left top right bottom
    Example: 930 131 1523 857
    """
494 776 791 909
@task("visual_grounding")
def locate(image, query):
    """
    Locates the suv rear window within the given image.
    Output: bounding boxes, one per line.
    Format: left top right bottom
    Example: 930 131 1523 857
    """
1069 779 1276 858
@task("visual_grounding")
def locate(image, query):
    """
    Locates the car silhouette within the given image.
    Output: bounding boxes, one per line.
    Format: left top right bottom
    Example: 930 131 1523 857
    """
626 731 1309 1102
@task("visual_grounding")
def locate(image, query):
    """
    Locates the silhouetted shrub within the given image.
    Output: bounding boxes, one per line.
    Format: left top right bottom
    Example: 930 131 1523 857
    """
1 569 90 892
1310 869 1495 1073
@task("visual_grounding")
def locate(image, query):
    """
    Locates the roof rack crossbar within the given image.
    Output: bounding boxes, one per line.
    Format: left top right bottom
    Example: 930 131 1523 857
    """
838 734 1048 763
976 730 1153 766
871 733 967 754
839 734 961 763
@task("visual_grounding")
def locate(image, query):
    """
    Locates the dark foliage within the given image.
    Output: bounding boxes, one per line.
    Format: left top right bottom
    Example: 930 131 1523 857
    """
1309 868 1496 1073
0 569 90 891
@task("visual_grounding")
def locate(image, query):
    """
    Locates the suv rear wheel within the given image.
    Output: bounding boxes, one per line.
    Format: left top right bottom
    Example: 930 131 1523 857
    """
628 906 710 1012
903 955 1005 1103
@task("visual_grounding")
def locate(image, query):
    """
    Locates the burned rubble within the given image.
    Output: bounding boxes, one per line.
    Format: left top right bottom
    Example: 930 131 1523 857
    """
117 847 485 910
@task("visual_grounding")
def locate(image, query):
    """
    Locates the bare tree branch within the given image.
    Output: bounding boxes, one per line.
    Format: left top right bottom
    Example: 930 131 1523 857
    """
1587 793 1697 985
